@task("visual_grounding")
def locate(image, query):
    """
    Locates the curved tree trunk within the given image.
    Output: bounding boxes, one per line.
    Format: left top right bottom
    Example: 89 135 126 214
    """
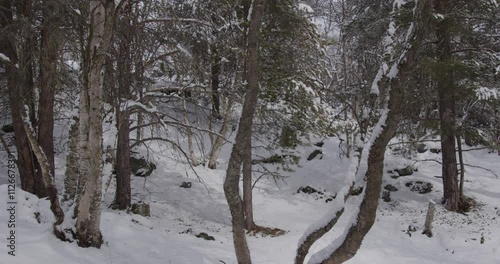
224 0 264 263
320 85 402 263
298 1 430 263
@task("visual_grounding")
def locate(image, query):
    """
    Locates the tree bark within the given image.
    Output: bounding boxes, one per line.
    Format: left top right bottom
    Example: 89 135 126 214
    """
321 76 403 263
224 0 265 263
300 2 431 262
22 117 66 240
243 139 256 230
76 0 115 248
1 0 38 196
211 48 221 119
456 135 465 197
114 2 132 210
38 0 59 197
422 200 436 238
64 118 79 201
435 0 460 212
208 98 234 169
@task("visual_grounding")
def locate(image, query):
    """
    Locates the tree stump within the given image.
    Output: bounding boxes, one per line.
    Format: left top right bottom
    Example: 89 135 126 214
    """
422 200 436 238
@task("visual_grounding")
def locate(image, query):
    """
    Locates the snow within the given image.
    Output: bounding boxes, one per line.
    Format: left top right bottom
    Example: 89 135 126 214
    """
1 132 500 263
297 3 314 14
475 87 498 100
0 53 11 63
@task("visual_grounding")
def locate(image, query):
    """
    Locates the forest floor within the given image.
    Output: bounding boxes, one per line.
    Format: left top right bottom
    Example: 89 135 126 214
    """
1 132 499 264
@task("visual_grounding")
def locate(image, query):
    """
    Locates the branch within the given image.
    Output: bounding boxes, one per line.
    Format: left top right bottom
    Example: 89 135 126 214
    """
139 18 213 27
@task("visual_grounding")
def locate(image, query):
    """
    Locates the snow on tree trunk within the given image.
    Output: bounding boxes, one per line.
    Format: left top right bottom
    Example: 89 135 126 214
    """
296 1 431 263
22 112 66 240
76 0 115 248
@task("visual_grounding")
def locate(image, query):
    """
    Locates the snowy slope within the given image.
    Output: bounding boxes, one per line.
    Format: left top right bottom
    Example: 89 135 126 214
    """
0 135 499 264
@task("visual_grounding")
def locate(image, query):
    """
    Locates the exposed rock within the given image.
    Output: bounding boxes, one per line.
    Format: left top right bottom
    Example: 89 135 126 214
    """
395 165 414 177
405 181 433 194
382 191 391 202
180 182 192 188
130 202 150 217
2 124 14 133
297 186 336 203
306 149 322 161
430 148 441 154
130 156 156 177
350 186 363 196
416 143 427 153
196 232 215 241
384 184 398 192
297 186 320 194
314 142 324 147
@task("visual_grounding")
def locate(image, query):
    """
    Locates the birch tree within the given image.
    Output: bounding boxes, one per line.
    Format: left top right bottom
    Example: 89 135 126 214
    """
75 0 115 248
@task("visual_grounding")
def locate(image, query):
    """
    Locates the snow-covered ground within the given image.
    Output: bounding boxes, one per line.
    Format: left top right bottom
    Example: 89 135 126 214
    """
1 134 499 264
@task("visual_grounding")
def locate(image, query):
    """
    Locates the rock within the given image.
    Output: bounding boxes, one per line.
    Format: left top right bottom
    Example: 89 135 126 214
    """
395 165 414 177
416 143 427 153
196 232 215 241
306 149 322 161
180 182 192 188
384 184 398 192
2 124 14 133
405 181 433 194
350 186 363 196
314 142 324 147
382 191 391 202
297 186 320 194
130 202 150 217
130 156 156 177
297 186 336 202
429 148 441 154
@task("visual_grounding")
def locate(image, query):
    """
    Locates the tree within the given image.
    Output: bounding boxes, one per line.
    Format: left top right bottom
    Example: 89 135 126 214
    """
113 0 133 210
1 0 47 197
295 0 431 262
75 0 115 248
224 0 265 262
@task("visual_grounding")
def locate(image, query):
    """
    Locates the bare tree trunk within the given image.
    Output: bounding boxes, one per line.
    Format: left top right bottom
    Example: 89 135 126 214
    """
224 0 265 263
115 108 131 209
183 97 200 166
243 139 256 230
422 200 436 238
435 0 460 212
22 117 66 240
113 2 132 210
208 98 234 169
64 118 79 201
1 0 38 196
456 135 465 197
211 47 221 119
38 0 59 197
76 0 115 248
